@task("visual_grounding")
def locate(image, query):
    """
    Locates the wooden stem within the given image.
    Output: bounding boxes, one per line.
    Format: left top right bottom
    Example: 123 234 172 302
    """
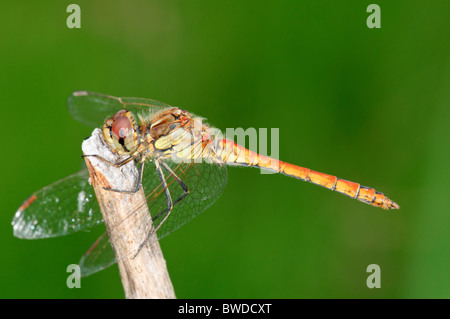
82 128 176 299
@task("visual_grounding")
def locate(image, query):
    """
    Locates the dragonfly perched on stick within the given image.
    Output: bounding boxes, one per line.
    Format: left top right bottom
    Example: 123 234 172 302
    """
12 91 399 276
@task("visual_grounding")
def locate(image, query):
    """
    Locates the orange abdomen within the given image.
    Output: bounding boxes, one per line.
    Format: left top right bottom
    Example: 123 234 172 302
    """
218 139 399 210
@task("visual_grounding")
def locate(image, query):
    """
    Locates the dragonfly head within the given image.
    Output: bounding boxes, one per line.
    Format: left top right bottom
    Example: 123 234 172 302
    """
103 110 139 156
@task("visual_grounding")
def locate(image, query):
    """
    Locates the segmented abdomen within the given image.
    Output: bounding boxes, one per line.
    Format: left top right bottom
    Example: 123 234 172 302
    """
213 139 399 210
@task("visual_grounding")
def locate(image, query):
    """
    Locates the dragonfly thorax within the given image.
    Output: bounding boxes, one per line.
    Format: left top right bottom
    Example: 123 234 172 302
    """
148 108 191 139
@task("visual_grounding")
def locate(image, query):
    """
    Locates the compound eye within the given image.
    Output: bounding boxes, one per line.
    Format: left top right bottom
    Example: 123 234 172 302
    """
111 115 132 139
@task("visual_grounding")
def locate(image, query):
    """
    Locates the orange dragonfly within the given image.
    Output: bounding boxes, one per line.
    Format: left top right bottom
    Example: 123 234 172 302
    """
12 91 399 276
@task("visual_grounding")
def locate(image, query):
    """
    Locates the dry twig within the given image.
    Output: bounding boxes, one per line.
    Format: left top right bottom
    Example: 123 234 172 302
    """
82 129 176 299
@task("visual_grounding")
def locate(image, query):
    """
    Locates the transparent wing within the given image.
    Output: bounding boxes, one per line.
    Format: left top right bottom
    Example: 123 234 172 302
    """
79 231 115 277
150 161 228 240
68 91 173 128
79 161 228 276
12 169 103 239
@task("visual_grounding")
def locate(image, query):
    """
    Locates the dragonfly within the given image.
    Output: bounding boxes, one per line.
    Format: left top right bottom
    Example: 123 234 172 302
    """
12 91 399 276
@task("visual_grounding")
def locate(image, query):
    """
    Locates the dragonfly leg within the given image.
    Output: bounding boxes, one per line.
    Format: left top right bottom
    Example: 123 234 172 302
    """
82 154 136 168
151 161 190 222
133 159 173 258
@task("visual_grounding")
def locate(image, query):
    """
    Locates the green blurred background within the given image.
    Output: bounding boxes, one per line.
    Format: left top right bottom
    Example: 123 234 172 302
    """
1 0 449 298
